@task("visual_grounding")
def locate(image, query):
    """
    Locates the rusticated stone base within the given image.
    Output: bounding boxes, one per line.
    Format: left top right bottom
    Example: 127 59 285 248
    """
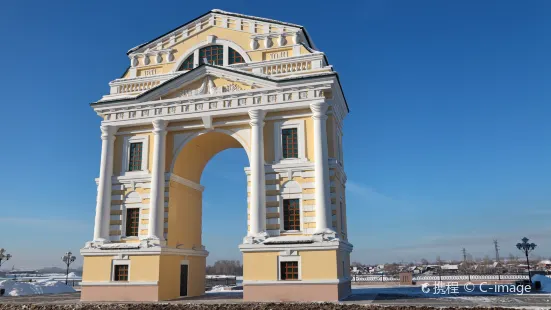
80 285 159 302
243 281 351 302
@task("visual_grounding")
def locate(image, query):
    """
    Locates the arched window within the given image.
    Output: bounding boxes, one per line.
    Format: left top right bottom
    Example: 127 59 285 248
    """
180 55 194 70
228 47 245 65
199 45 223 65
177 44 248 71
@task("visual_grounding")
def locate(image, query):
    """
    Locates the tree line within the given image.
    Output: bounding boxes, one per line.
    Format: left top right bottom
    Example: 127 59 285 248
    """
205 260 243 276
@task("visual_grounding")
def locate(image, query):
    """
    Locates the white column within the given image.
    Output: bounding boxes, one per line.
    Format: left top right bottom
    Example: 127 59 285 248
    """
310 101 335 234
148 119 168 241
248 110 266 236
93 125 117 242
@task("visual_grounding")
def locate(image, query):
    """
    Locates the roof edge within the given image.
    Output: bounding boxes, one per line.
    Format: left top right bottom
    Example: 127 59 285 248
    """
127 9 308 55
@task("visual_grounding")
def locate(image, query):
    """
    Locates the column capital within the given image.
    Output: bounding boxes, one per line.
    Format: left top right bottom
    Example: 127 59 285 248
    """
248 109 266 126
310 101 329 120
152 119 168 134
100 125 117 140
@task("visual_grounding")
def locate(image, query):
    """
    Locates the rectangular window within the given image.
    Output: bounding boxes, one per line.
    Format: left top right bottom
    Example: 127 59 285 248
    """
282 128 298 159
280 261 298 280
114 265 129 281
128 142 143 171
283 199 300 231
125 208 140 237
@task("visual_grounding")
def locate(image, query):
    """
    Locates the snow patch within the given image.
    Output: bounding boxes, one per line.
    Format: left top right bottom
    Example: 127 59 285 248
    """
0 280 76 296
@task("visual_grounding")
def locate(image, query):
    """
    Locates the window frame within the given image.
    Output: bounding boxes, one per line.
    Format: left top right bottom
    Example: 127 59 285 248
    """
282 198 301 231
278 255 301 281
121 135 149 175
174 38 251 72
279 183 303 234
198 45 224 66
111 259 131 282
121 204 142 240
124 206 141 237
274 119 306 164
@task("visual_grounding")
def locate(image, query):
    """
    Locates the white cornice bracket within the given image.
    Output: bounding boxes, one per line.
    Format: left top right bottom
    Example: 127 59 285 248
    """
201 115 213 130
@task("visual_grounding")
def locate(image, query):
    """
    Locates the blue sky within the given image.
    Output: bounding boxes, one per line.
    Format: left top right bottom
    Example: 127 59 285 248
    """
0 0 550 269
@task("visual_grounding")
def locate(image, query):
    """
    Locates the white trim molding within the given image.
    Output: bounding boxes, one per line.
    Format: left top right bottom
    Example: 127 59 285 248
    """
111 258 131 282
169 173 205 192
273 119 306 164
121 135 150 175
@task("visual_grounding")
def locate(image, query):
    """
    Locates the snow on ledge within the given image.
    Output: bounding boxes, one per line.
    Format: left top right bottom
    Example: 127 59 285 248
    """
263 236 314 245
99 243 140 250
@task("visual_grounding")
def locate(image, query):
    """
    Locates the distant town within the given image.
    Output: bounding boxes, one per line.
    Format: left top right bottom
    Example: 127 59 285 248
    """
351 256 551 276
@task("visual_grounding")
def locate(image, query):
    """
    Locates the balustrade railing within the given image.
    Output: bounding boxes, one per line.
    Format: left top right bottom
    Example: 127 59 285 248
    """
117 80 161 94
262 61 311 75
351 274 534 282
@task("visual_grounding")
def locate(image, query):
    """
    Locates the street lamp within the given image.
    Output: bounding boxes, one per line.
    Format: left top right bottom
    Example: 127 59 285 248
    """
516 237 537 280
61 251 76 285
0 248 12 268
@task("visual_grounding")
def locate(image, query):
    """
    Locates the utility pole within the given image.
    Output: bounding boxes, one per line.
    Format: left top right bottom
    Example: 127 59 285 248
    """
493 239 500 262
462 248 467 262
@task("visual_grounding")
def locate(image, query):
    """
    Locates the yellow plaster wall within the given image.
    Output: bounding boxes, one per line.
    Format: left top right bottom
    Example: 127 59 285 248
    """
130 255 160 281
305 117 315 161
243 252 278 280
158 255 206 299
167 181 202 248
300 250 338 280
82 256 112 282
82 255 160 282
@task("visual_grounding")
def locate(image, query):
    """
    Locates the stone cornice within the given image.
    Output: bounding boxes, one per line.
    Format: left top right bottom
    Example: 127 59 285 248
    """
95 82 330 127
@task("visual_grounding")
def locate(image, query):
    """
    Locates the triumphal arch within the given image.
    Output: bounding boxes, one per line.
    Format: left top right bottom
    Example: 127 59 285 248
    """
81 9 352 302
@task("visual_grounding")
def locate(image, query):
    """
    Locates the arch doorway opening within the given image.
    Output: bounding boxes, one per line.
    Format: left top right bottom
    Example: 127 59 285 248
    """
164 130 249 297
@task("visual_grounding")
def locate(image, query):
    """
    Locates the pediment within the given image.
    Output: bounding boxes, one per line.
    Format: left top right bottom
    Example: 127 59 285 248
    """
135 65 276 103
161 75 257 100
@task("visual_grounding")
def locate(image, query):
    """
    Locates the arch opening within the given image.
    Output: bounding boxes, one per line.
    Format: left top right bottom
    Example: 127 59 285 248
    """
166 130 250 254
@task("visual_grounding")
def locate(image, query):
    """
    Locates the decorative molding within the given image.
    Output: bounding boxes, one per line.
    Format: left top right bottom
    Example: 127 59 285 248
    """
171 76 245 98
169 173 205 192
81 281 158 286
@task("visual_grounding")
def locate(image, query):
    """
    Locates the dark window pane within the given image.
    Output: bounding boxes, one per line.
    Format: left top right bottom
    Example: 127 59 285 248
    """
114 265 129 281
125 208 140 237
280 261 298 280
228 47 245 64
199 45 223 65
283 199 300 231
282 128 298 159
179 55 194 70
128 142 143 171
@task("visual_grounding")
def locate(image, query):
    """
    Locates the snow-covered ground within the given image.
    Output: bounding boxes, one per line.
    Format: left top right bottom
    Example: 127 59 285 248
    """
0 280 76 296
